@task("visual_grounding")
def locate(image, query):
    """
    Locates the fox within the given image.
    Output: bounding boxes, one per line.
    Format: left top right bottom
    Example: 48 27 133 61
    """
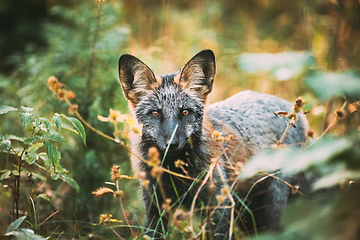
118 49 309 239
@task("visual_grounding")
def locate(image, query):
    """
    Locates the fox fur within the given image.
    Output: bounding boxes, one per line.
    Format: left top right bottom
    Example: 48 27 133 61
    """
118 50 308 239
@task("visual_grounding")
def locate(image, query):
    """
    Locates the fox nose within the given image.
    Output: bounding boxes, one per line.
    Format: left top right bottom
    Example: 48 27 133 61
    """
167 139 179 151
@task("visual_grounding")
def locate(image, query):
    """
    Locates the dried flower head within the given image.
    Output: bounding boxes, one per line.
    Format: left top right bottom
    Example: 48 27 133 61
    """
151 166 163 178
274 111 289 117
47 76 58 85
98 109 124 123
98 214 121 225
114 190 124 198
148 147 161 167
224 135 232 142
68 104 78 115
141 179 150 187
212 130 224 142
306 129 314 138
216 194 227 204
162 198 172 211
295 97 305 109
335 108 345 119
66 90 76 100
92 187 114 197
111 165 121 180
47 76 60 92
174 159 188 168
220 186 230 197
56 89 66 101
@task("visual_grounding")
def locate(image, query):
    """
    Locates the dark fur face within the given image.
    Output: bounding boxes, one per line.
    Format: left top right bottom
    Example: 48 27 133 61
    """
135 77 204 154
118 50 216 156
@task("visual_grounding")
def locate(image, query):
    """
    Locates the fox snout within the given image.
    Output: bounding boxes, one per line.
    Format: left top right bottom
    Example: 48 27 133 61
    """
157 119 186 154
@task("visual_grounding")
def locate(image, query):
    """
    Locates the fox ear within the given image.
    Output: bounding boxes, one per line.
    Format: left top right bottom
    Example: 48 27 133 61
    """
118 54 157 105
179 49 216 101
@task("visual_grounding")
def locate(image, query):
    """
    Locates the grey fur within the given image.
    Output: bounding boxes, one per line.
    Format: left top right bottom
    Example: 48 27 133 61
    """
118 50 308 239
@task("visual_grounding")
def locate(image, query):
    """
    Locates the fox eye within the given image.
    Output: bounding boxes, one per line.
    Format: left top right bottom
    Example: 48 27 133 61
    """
152 111 160 117
182 109 189 116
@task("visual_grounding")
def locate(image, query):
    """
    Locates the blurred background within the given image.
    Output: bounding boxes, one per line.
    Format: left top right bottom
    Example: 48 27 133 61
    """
1 0 360 239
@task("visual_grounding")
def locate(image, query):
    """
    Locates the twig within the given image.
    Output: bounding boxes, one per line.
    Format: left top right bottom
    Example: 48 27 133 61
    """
258 171 304 196
119 197 135 236
110 225 124 239
36 210 60 230
277 118 293 145
216 164 235 239
305 101 347 149
189 160 216 231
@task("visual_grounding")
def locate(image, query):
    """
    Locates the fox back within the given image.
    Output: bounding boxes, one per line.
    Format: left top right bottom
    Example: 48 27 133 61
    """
118 50 308 239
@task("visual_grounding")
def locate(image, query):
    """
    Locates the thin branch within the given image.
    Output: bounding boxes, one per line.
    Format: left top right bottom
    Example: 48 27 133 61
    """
305 101 347 149
119 197 135 236
216 164 235 239
189 160 217 231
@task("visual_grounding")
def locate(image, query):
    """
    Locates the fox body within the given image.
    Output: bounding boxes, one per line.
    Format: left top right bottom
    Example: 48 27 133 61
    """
118 50 308 239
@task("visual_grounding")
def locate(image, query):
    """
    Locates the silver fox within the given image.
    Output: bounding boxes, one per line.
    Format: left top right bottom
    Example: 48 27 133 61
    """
118 49 308 239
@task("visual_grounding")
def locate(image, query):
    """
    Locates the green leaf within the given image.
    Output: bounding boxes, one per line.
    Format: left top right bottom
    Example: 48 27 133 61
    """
32 172 46 181
60 173 79 192
60 114 86 146
0 139 11 151
238 51 316 81
50 173 59 180
27 143 43 153
19 112 33 130
12 170 19 176
23 152 38 165
42 133 66 143
304 70 360 101
240 138 352 179
43 118 52 133
6 228 47 239
0 106 18 114
1 170 11 180
43 141 61 168
21 106 33 112
313 170 360 190
6 216 26 233
52 115 62 132
35 118 41 127
6 135 25 142
38 153 51 168
24 136 42 144
37 193 50 201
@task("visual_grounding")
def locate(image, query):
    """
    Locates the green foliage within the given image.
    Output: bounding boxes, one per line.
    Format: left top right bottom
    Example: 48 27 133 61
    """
238 43 360 240
59 114 87 146
6 216 27 233
304 70 360 101
0 106 85 190
6 216 46 239
238 52 316 81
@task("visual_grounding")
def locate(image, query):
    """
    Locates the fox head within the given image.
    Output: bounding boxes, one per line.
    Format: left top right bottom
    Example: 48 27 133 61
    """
118 50 215 155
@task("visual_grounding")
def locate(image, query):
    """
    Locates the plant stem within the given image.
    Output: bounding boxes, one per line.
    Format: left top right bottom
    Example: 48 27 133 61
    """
119 196 135 236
